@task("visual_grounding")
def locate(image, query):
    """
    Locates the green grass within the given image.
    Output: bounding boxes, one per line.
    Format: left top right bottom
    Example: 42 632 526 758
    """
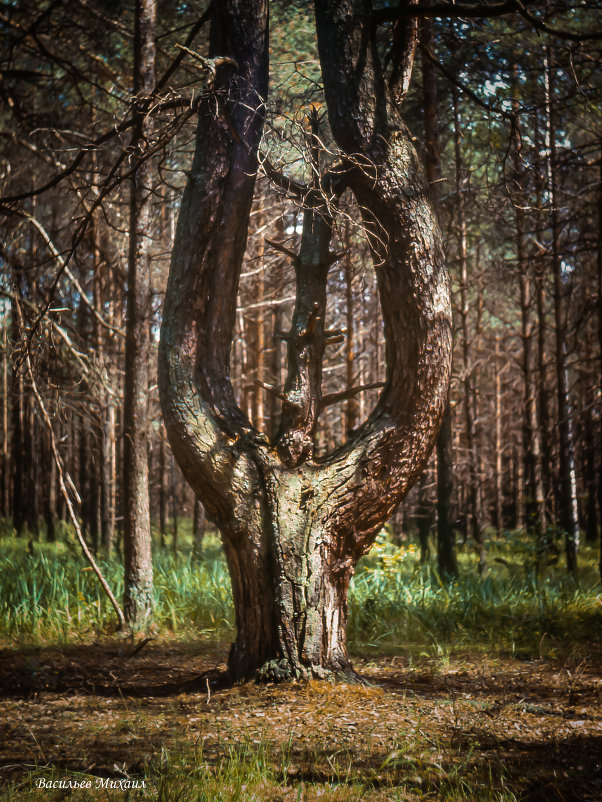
348 532 602 656
0 524 600 655
0 529 233 643
0 738 520 802
1 523 597 801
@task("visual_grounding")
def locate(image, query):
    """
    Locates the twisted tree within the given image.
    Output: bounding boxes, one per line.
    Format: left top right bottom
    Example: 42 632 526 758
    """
158 0 452 681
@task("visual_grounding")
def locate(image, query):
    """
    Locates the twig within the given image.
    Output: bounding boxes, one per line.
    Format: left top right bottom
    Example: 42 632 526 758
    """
19 211 122 337
124 637 153 660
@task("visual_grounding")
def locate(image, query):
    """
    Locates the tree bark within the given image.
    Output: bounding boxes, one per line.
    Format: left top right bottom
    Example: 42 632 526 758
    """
123 0 156 630
159 0 451 681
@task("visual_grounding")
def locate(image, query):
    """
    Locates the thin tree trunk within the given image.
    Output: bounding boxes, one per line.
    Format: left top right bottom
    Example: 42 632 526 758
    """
158 425 167 549
0 320 8 519
583 399 598 546
170 458 178 557
415 470 433 563
123 0 156 629
597 139 602 583
421 18 457 579
511 68 546 550
254 202 266 432
494 333 504 532
453 89 484 573
45 427 57 542
11 283 24 536
193 497 205 557
545 46 579 572
344 220 358 436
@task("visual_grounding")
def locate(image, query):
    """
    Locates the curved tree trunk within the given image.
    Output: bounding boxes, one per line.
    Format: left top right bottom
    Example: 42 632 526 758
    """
159 0 451 682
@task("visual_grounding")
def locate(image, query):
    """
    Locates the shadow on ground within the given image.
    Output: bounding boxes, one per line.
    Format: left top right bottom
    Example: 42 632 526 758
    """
0 641 600 800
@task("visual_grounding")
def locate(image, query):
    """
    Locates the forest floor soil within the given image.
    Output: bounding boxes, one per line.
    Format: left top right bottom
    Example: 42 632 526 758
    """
0 639 600 800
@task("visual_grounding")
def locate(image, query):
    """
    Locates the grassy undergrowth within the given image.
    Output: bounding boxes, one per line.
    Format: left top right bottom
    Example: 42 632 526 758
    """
0 524 600 656
1 741 520 801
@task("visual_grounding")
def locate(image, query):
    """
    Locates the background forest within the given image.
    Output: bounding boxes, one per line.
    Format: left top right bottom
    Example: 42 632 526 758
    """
0 0 602 799
1 0 601 581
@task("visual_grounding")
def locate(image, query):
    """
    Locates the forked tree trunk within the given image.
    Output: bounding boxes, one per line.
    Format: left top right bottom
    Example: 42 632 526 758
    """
159 0 451 681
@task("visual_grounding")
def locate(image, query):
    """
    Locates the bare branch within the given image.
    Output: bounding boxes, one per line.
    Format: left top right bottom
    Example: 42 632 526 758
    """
19 211 123 338
254 379 286 402
320 382 385 409
374 0 602 41
260 154 308 199
265 238 298 261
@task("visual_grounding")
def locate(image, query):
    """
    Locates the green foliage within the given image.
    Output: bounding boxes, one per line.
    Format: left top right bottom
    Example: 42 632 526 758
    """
0 529 600 657
348 533 602 656
0 533 233 643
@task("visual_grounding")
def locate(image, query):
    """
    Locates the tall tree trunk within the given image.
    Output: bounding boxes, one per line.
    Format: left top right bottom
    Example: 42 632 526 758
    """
159 0 451 681
193 497 205 557
511 67 546 550
453 89 484 572
123 0 156 629
11 283 24 537
421 18 457 578
545 46 579 572
415 470 434 563
170 457 178 557
583 395 598 546
344 220 358 436
597 139 602 583
158 425 167 549
494 333 504 533
532 104 555 528
45 426 57 542
0 320 8 519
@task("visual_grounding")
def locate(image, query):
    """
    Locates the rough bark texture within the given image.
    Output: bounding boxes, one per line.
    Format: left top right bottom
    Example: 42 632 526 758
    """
123 0 156 630
159 0 451 681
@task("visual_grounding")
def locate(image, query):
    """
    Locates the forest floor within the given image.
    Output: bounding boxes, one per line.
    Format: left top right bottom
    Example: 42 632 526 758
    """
0 638 601 801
